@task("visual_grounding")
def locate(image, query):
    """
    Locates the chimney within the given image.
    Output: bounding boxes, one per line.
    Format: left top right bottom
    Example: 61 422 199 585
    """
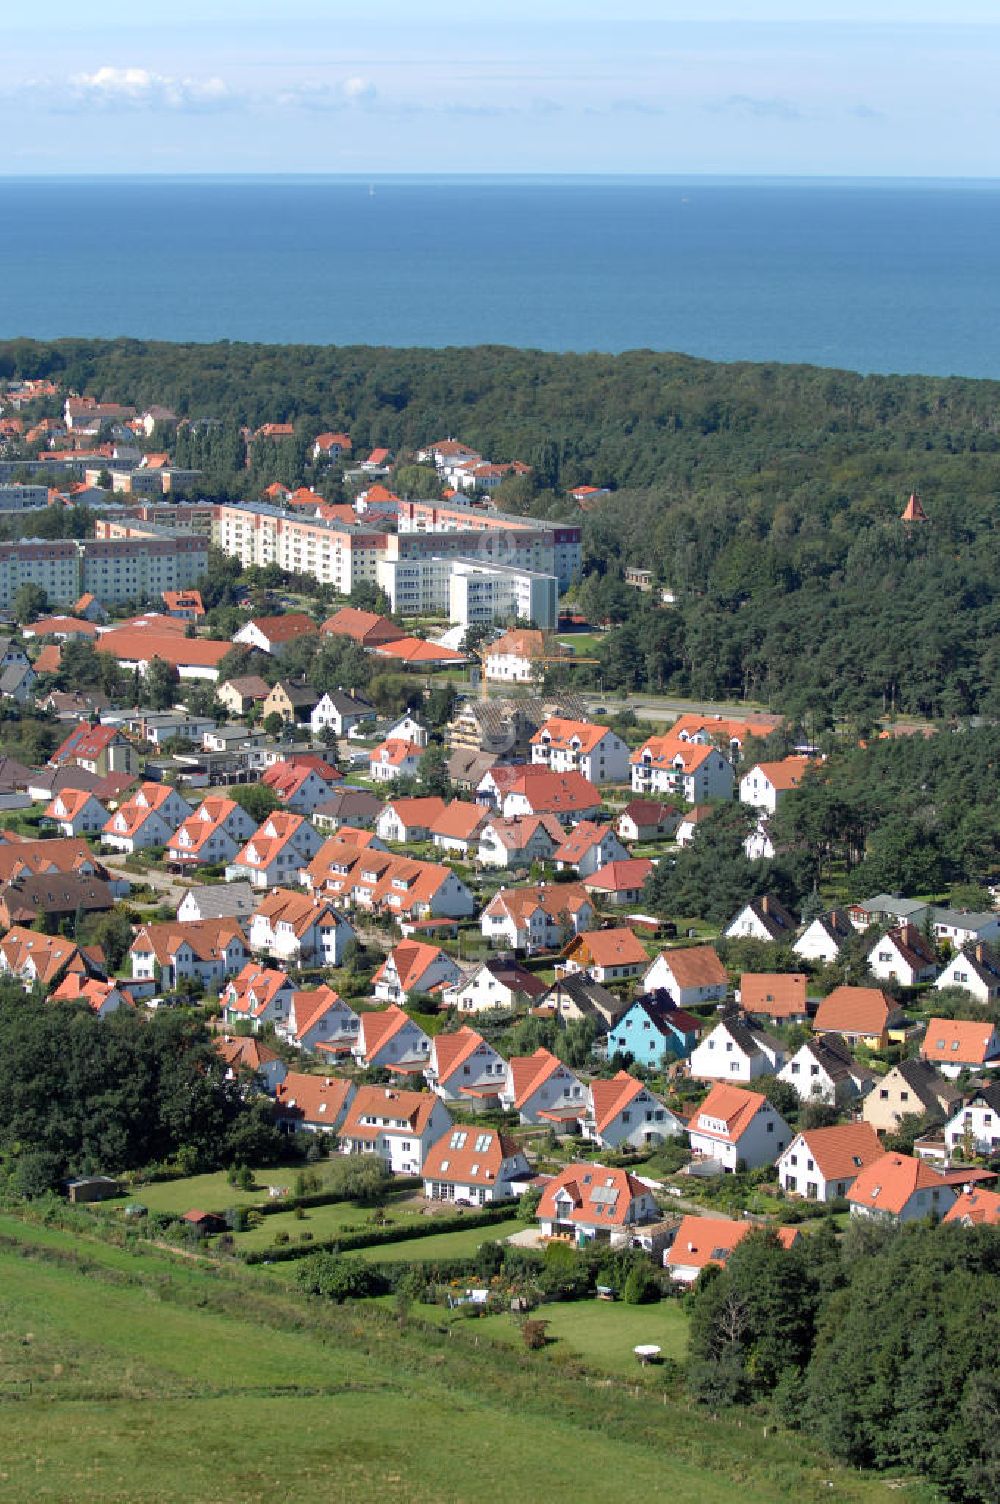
761 896 770 914
975 943 985 964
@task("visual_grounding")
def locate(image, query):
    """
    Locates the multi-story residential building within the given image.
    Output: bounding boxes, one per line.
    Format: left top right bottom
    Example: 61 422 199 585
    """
376 551 558 628
0 533 207 611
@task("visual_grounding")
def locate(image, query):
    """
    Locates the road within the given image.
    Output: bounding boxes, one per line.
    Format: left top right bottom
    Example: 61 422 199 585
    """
579 694 779 725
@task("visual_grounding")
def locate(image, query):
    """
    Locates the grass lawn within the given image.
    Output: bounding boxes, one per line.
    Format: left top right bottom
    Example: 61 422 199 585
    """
343 1217 524 1263
230 1191 428 1252
467 1296 690 1376
101 1161 355 1216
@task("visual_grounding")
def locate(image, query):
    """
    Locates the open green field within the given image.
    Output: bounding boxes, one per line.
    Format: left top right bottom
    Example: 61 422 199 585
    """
103 1163 317 1215
342 1217 524 1263
230 1190 429 1252
461 1296 690 1376
0 1214 930 1504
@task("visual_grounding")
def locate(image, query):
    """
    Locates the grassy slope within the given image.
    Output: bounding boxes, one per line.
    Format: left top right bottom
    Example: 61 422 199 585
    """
0 1215 930 1504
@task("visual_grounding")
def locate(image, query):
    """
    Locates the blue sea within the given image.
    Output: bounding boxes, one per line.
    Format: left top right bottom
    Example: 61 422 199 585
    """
1 175 999 378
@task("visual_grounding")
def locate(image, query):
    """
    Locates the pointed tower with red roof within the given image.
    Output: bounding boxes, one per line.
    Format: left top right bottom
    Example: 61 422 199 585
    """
901 491 928 522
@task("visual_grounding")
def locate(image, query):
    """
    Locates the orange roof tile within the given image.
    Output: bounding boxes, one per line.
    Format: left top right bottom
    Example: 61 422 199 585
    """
848 1152 948 1215
666 1214 799 1272
921 1017 1000 1066
740 972 808 1019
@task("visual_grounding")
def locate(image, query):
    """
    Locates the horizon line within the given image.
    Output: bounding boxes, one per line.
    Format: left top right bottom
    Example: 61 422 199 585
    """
3 171 1000 185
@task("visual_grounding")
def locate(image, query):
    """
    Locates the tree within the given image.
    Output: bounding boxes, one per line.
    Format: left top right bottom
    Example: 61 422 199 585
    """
296 1251 376 1302
418 743 452 798
263 711 285 739
228 783 280 824
12 582 48 624
90 906 136 972
144 657 181 712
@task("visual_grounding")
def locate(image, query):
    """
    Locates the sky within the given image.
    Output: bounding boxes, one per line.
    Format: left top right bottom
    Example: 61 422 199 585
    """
5 2 1000 177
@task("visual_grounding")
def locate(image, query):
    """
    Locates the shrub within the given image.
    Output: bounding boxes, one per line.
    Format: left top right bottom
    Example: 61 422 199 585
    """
623 1264 661 1305
522 1319 549 1350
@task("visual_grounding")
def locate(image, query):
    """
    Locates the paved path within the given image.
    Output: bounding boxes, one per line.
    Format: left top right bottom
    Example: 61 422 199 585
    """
100 852 193 908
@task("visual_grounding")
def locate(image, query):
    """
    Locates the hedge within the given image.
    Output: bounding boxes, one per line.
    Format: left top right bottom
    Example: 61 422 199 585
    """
242 1202 518 1264
251 1174 422 1219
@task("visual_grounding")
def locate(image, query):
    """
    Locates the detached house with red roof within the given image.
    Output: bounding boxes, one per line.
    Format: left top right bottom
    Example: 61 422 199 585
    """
582 1070 683 1150
688 1082 791 1171
425 1026 508 1107
0 929 98 991
234 613 318 658
813 985 902 1050
376 797 448 844
583 859 654 908
51 722 138 779
481 882 594 953
221 964 295 1031
496 767 602 824
848 1152 956 1224
630 734 734 803
776 1122 883 1202
530 717 630 785
321 607 404 648
216 1034 287 1092
44 787 109 838
615 800 680 843
313 431 352 460
51 974 134 1019
249 888 355 968
559 926 648 985
262 759 341 816
339 1084 452 1174
920 1017 1000 1078
229 811 323 889
552 821 629 878
476 814 566 870
666 1215 800 1284
165 796 256 869
429 800 489 857
942 1186 1000 1227
352 1005 433 1073
130 919 249 992
642 945 728 1008
867 922 938 987
372 940 463 1005
739 756 814 814
273 1072 354 1136
423 1126 531 1205
280 985 360 1056
739 972 809 1026
500 1047 586 1126
102 782 192 855
369 738 423 784
537 1163 659 1247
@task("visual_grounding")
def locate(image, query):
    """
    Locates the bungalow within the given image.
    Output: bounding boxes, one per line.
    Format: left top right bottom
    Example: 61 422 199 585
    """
739 971 809 1027
423 1127 531 1205
376 797 448 844
738 756 813 814
813 985 901 1050
777 1122 883 1202
352 1005 433 1073
50 974 134 1019
630 735 734 804
233 613 318 658
339 1085 453 1174
793 908 854 965
130 919 249 991
665 1215 799 1284
500 1047 586 1126
496 767 603 824
851 894 932 932
229 811 322 889
920 1017 1000 1078
583 858 654 908
425 1026 508 1107
481 882 594 953
541 972 628 1034
221 963 295 1031
582 1070 683 1150
102 782 192 854
249 888 355 968
687 1082 791 1171
44 787 109 838
558 926 648 985
848 1152 956 1224
273 1072 355 1135
606 992 701 1066
529 717 630 785
614 799 679 844
476 814 566 870
429 800 489 857
553 822 629 878
321 607 404 649
261 760 341 816
372 940 463 1004
724 895 797 945
642 945 728 1009
862 1058 962 1135
935 943 1000 1005
930 907 1000 949
944 1085 1000 1159
867 922 938 987
369 738 423 784
778 1034 872 1107
165 796 256 869
261 680 319 726
537 1163 659 1247
445 957 548 1015
688 1017 785 1082
309 690 376 738
280 985 360 1056
941 1186 1000 1227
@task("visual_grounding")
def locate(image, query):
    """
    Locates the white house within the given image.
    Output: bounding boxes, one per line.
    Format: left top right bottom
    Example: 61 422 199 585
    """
480 883 593 953
688 1017 785 1082
500 1047 585 1126
130 919 249 992
273 1072 355 1135
279 985 361 1056
867 922 938 987
165 796 257 869
930 907 1000 949
249 888 355 968
687 1082 791 1171
582 1069 683 1150
738 756 812 815
309 690 375 738
642 946 728 1008
552 822 629 878
376 797 448 844
425 1026 508 1106
221 963 295 1032
369 738 423 783
443 957 548 1015
848 1152 956 1225
536 1164 659 1247
476 814 565 869
794 909 854 965
101 782 192 855
920 1016 1000 1078
352 1005 433 1072
44 788 109 838
778 1035 872 1107
483 628 545 684
935 944 1000 1005
944 1085 1000 1158
229 811 323 889
372 940 463 1004
776 1123 883 1203
423 1127 531 1205
630 735 734 803
724 895 797 945
339 1085 453 1174
530 717 630 785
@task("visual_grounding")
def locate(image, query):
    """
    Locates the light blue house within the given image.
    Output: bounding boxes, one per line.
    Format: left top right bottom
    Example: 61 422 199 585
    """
606 991 701 1068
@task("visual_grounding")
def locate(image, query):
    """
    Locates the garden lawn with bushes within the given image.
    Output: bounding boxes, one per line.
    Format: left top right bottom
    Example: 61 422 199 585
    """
462 1296 690 1377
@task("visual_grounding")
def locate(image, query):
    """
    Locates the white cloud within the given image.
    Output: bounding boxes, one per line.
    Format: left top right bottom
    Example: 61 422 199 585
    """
69 66 234 111
276 76 378 111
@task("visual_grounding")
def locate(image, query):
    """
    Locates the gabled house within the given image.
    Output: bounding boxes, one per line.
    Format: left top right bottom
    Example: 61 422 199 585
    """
862 1058 961 1135
500 1047 585 1126
221 963 295 1031
630 734 734 803
372 940 463 1004
131 919 249 992
941 1186 1000 1227
425 1026 508 1107
0 872 114 932
867 923 938 987
529 717 630 785
101 781 193 855
935 943 1000 1005
262 680 319 726
848 1153 956 1224
614 799 679 844
229 811 322 889
536 1163 659 1247
310 689 377 739
369 738 423 783
44 787 109 838
642 945 728 1008
494 767 603 824
249 888 355 968
944 1085 1000 1159
312 787 384 834
262 759 342 815
481 882 594 953
234 613 319 657
376 797 448 844
165 796 256 869
216 675 271 717
273 1072 354 1135
552 822 629 878
665 1215 799 1285
675 805 713 847
778 1034 872 1106
280 985 360 1056
724 895 797 945
606 992 701 1066
930 907 1000 949
423 1127 531 1204
813 985 901 1050
352 1005 433 1073
582 1070 683 1150
176 881 256 924
558 925 648 985
215 1034 287 1093
445 957 548 1015
739 972 809 1026
483 627 546 684
321 607 404 648
688 1017 785 1082
50 974 134 1019
920 1016 1000 1078
476 814 566 869
776 1122 883 1202
428 800 489 857
794 908 854 965
738 756 813 814
583 858 654 908
339 1085 453 1174
541 972 628 1034
50 721 139 778
687 1082 791 1171
0 928 98 991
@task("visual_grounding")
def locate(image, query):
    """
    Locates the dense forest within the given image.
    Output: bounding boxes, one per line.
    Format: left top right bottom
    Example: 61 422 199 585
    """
4 336 1000 718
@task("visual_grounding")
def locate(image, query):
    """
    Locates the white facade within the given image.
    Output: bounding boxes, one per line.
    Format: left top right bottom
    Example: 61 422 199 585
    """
776 1134 862 1203
688 1098 790 1171
532 728 630 785
582 1084 683 1150
631 746 734 803
376 552 558 630
641 952 728 1009
795 916 849 965
935 950 1000 1005
688 1021 784 1082
944 1093 1000 1157
501 1059 586 1125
